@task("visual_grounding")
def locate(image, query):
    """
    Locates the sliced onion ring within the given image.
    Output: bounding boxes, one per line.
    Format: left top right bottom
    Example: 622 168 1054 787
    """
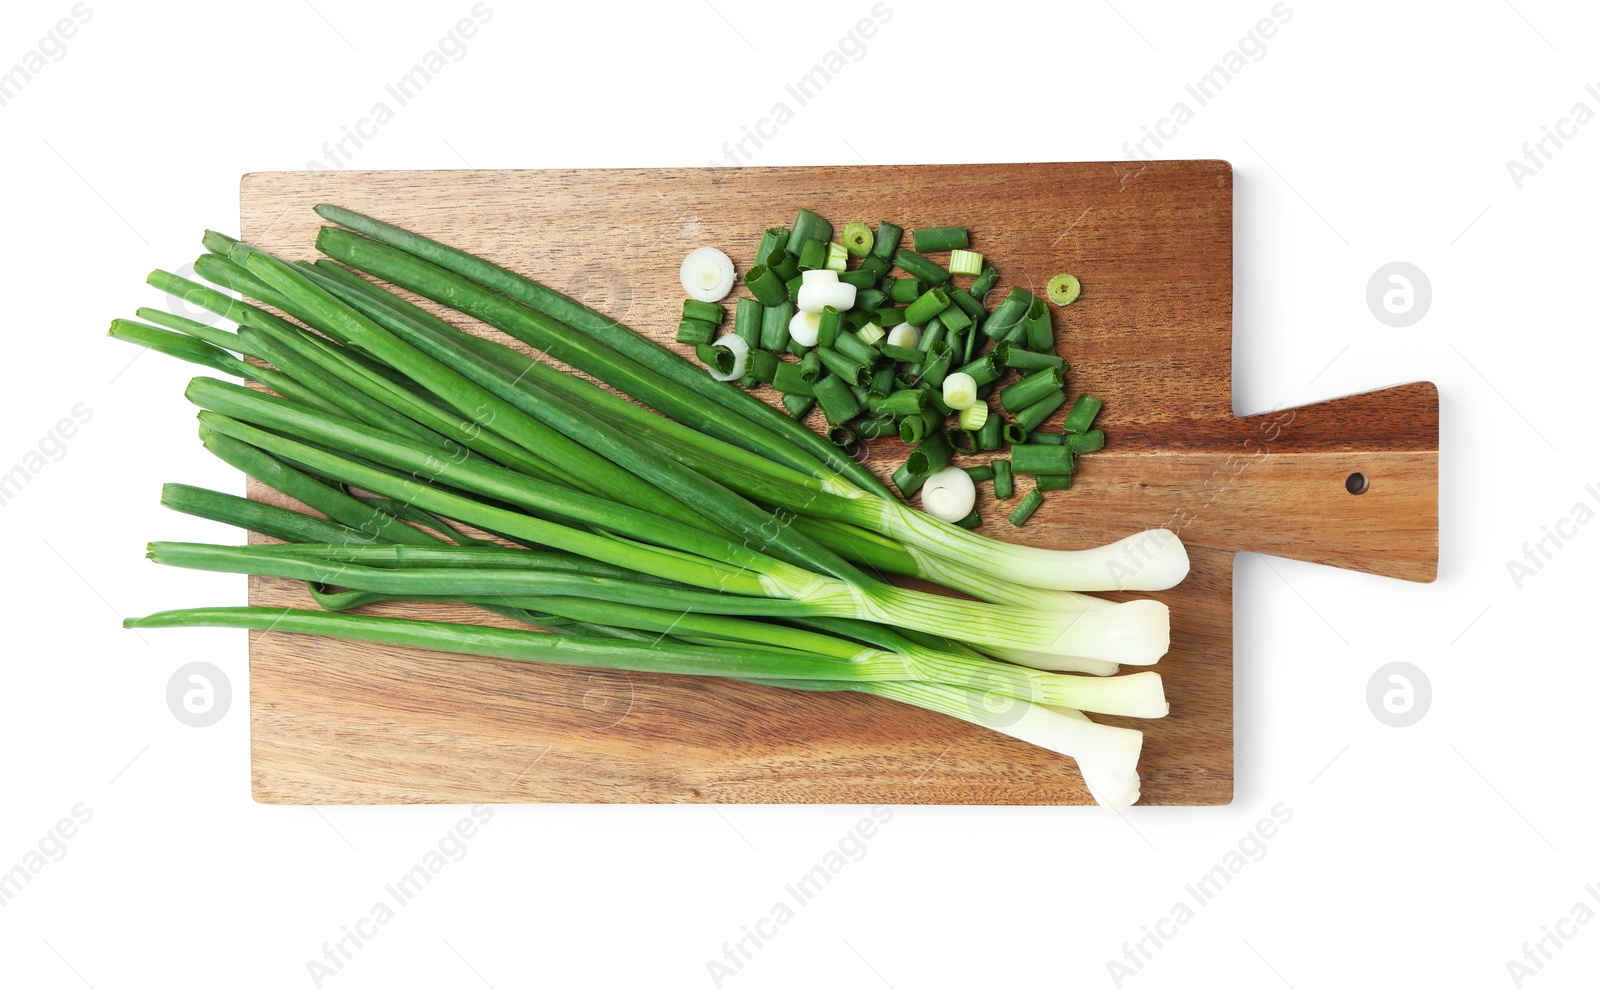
680 247 736 302
921 466 976 523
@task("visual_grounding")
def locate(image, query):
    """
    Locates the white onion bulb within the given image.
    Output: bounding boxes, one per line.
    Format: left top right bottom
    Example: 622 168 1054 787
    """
921 466 976 523
789 310 823 347
886 323 920 349
680 247 736 302
796 280 856 314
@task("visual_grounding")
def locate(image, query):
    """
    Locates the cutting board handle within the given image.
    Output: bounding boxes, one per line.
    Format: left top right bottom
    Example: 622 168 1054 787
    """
1221 382 1439 582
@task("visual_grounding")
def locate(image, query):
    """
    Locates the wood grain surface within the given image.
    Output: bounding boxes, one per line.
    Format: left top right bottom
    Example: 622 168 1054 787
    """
237 163 1438 806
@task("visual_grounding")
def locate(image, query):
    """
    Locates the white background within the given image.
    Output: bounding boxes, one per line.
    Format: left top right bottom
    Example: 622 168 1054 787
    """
2 0 1596 987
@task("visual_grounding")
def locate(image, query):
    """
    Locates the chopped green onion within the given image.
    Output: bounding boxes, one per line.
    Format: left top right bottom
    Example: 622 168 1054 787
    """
817 305 841 348
1011 443 1076 476
851 414 899 439
798 238 828 272
781 392 815 419
1009 489 1044 526
953 351 1003 388
954 510 982 529
761 299 794 351
841 221 874 257
746 348 780 384
1013 391 1069 434
1028 432 1066 446
838 268 880 288
945 286 986 324
1025 298 1054 352
964 464 995 482
904 288 951 327
827 424 856 447
755 227 789 266
816 346 869 386
788 208 833 254
1000 365 1066 412
875 307 907 328
676 318 717 345
771 360 814 395
734 298 763 349
912 226 969 252
871 221 904 261
1047 273 1082 306
813 374 864 426
983 286 1035 339
868 363 897 398
993 458 1014 499
867 389 928 417
825 243 849 272
744 264 787 305
948 249 984 277
970 264 1000 299
977 408 1003 451
1036 473 1074 491
1063 395 1103 434
888 278 925 303
905 430 953 477
917 346 953 389
948 428 977 452
1004 421 1029 444
879 344 923 363
857 322 885 347
855 287 889 312
799 349 822 383
1006 348 1066 371
832 331 879 369
938 304 973 335
891 460 926 498
894 249 952 286
772 250 801 282
1065 429 1106 454
683 299 726 324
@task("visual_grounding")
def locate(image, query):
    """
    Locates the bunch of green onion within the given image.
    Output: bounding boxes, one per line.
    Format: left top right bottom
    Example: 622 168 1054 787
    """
115 206 1190 810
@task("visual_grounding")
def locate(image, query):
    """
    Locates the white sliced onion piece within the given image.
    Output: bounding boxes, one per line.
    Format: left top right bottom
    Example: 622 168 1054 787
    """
796 279 856 314
942 371 978 410
920 466 975 523
800 268 839 286
789 309 823 347
707 334 748 381
680 247 736 302
886 323 920 349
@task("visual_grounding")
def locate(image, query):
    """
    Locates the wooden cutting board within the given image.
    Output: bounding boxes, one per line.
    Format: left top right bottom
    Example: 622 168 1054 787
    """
237 163 1438 806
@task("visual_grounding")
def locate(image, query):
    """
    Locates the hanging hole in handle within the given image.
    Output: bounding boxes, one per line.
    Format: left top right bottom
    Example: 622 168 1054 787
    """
1345 472 1369 495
